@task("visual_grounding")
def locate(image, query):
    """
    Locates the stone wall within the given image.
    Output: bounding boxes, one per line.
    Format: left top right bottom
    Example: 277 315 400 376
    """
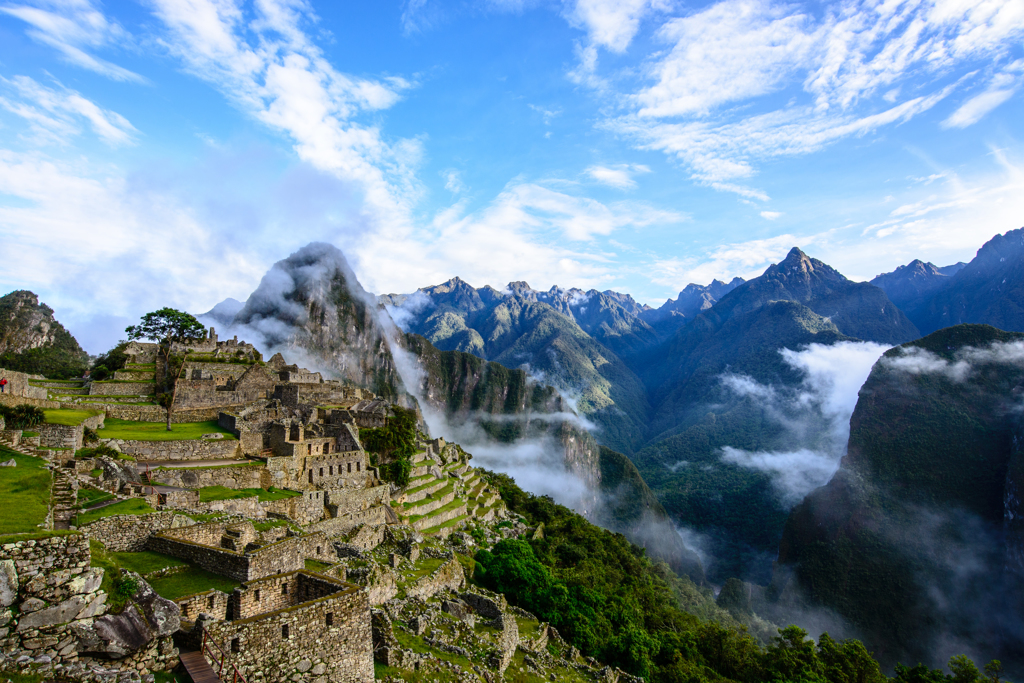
89 381 156 397
405 558 465 601
147 523 307 582
38 423 84 451
81 512 194 552
99 405 233 424
104 437 241 461
412 502 467 532
310 507 387 539
0 368 49 400
150 464 269 490
174 365 276 411
0 533 107 666
200 576 372 683
262 492 325 526
176 590 230 622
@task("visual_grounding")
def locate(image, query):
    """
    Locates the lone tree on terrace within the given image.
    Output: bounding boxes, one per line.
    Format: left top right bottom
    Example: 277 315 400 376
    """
126 308 206 430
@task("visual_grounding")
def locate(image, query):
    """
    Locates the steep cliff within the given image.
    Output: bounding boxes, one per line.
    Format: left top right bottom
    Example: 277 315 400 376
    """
0 290 88 378
772 324 1024 671
229 243 402 399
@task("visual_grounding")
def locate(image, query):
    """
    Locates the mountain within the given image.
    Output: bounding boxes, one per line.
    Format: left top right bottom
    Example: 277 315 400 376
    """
0 290 89 379
402 332 704 581
640 277 745 337
201 297 245 326
385 247 921 582
906 227 1024 335
225 243 403 399
771 324 1024 671
217 245 702 579
382 277 653 454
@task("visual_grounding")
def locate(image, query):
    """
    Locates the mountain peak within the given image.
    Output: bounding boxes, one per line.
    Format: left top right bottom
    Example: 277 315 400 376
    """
778 247 814 273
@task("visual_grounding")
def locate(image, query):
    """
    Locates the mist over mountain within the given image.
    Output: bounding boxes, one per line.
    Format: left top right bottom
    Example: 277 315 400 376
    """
205 244 703 580
773 324 1024 673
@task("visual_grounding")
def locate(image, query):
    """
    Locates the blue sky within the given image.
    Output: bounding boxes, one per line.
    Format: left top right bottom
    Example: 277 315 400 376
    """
1 0 1023 352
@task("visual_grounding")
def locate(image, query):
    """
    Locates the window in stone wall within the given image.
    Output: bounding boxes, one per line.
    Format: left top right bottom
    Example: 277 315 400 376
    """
282 583 288 595
282 625 289 639
254 589 260 602
325 443 330 454
326 613 333 627
329 466 333 476
317 546 322 555
320 467 324 477
348 462 352 473
357 461 360 472
231 638 240 653
208 595 215 609
308 444 312 455
308 469 313 484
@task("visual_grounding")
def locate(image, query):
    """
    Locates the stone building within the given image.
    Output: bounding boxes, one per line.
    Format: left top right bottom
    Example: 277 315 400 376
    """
177 571 373 683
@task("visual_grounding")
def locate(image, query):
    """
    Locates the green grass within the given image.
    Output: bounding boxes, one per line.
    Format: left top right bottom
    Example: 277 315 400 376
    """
198 486 300 503
0 447 51 533
403 483 454 510
305 559 332 572
0 530 77 546
0 671 44 683
21 431 38 438
75 498 155 526
43 408 102 425
77 487 113 507
112 550 186 575
95 419 236 441
421 514 471 535
92 379 156 384
148 566 240 601
403 476 447 497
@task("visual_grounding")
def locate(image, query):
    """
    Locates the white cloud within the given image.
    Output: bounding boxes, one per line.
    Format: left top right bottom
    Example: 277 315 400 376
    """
720 341 890 504
442 168 466 194
635 0 818 118
585 163 650 189
0 149 267 351
760 210 782 220
943 62 1023 128
0 75 137 145
573 0 1024 193
565 0 660 53
150 0 419 229
0 0 143 81
648 232 809 288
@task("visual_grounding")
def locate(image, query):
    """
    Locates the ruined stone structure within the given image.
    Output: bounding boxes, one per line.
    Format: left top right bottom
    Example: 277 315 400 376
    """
169 328 258 360
178 571 372 683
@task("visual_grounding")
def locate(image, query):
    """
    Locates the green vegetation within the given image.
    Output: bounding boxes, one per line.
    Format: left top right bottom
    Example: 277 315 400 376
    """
0 291 89 379
361 406 417 486
77 486 114 507
198 486 300 502
95 419 235 441
0 404 45 429
474 470 1003 683
305 559 332 572
148 566 240 601
75 498 155 526
0 447 50 533
43 408 102 426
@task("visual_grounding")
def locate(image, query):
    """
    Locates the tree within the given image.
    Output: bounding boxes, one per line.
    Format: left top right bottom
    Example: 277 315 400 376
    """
125 308 206 430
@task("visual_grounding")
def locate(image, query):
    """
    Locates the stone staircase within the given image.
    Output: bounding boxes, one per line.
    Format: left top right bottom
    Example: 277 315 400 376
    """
51 468 79 530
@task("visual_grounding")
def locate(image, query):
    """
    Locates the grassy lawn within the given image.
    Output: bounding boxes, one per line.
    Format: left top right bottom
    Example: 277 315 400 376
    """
305 559 332 572
75 498 155 526
198 486 300 503
0 447 51 534
95 419 236 441
149 566 240 601
43 408 103 426
77 487 114 507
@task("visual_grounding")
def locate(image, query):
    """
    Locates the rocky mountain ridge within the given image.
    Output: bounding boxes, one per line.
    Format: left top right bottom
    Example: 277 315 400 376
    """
0 290 88 379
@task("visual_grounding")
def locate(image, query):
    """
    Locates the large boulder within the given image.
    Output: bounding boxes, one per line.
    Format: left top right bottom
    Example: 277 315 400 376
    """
74 573 179 658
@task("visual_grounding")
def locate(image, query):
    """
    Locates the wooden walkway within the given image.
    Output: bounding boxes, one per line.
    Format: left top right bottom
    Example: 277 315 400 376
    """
180 650 222 683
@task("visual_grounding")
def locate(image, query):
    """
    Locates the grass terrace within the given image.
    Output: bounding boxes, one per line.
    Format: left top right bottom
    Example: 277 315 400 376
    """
198 486 300 503
43 408 103 426
95 419 236 441
150 566 241 600
75 498 155 526
77 486 114 507
0 447 51 534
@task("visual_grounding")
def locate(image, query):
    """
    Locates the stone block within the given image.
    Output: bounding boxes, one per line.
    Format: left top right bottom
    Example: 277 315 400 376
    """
16 595 87 631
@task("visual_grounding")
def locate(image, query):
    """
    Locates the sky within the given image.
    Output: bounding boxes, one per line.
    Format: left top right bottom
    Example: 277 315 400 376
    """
1 0 1023 353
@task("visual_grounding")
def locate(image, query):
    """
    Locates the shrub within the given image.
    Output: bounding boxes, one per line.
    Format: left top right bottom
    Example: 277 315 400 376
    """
0 404 46 429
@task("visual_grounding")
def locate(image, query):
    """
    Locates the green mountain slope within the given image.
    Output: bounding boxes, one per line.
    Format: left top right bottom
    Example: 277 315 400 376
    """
772 324 1024 671
0 290 89 378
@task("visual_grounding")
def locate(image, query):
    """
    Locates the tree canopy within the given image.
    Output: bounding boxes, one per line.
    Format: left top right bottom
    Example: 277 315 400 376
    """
125 308 206 344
